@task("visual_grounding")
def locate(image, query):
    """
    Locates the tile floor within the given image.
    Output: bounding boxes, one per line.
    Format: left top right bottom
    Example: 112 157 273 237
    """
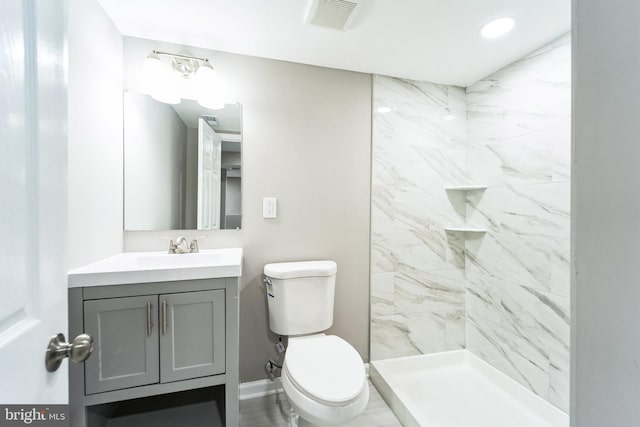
239 380 402 427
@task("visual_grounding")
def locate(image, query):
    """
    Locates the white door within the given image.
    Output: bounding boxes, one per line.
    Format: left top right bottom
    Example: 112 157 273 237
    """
197 118 222 230
0 0 69 403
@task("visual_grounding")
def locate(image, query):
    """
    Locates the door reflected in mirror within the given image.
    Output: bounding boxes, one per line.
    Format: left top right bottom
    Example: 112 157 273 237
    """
123 92 242 230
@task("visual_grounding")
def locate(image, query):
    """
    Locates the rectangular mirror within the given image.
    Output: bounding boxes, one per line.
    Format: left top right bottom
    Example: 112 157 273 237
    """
123 91 242 230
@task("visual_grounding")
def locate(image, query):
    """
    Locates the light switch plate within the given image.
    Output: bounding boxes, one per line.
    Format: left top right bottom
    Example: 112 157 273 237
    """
263 197 277 219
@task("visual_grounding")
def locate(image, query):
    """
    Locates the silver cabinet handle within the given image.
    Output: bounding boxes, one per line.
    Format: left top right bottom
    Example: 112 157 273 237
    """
147 302 153 337
162 300 168 336
45 333 93 372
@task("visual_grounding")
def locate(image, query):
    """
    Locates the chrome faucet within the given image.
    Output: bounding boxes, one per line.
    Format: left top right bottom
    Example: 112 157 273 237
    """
165 236 205 254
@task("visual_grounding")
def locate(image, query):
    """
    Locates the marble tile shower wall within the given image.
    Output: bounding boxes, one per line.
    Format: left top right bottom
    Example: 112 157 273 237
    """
370 33 570 412
465 34 571 412
370 75 468 359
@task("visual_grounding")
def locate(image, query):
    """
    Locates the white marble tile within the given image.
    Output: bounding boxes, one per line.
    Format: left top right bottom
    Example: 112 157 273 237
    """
372 272 395 317
393 267 464 314
371 238 395 274
466 129 557 186
371 314 426 360
371 185 396 228
466 270 570 356
498 279 570 357
466 271 570 406
466 316 550 399
444 309 466 351
393 186 466 229
466 37 570 148
371 309 464 360
372 309 466 360
372 225 464 273
374 75 466 150
465 272 503 324
373 146 467 188
551 124 571 182
548 347 570 414
392 235 463 272
465 232 552 292
466 183 570 239
550 238 570 298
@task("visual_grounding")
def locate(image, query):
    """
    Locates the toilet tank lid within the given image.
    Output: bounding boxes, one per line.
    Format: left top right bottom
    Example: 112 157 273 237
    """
264 260 337 279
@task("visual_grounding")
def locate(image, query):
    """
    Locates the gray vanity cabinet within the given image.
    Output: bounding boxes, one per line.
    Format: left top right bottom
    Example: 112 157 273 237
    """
84 295 159 394
69 277 240 427
83 290 226 394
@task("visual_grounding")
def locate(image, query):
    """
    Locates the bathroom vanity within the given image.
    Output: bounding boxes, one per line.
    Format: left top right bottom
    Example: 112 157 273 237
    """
67 249 242 427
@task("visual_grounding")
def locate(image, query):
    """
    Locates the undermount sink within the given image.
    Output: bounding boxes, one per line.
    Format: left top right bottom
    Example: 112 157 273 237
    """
68 248 243 287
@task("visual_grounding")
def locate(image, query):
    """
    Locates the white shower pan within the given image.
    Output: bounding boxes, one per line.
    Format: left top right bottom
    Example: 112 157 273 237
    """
370 350 568 427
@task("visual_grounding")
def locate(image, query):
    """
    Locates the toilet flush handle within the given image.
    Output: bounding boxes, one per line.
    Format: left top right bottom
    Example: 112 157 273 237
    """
263 276 275 298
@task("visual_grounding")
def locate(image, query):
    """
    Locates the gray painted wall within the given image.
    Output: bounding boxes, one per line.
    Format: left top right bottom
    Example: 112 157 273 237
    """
122 37 372 382
572 0 640 425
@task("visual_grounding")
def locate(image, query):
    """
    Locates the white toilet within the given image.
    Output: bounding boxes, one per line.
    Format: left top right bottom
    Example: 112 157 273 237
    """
263 260 369 427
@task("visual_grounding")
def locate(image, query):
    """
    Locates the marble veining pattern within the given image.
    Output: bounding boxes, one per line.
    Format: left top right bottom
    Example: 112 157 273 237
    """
465 33 571 412
371 33 571 414
371 74 467 361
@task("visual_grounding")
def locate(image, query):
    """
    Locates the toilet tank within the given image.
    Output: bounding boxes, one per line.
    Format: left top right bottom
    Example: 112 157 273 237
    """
264 260 337 336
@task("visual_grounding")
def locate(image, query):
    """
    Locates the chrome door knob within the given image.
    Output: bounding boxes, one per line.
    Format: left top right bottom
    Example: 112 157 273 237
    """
45 333 93 372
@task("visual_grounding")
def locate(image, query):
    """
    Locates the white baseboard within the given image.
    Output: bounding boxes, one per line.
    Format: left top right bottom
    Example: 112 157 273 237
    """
240 362 370 401
239 377 283 401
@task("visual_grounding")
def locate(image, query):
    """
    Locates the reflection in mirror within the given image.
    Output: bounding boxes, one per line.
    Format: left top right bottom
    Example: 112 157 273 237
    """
124 92 242 230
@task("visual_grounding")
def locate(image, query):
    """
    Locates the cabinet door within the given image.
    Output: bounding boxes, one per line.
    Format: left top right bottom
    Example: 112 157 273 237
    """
84 295 159 394
159 290 225 383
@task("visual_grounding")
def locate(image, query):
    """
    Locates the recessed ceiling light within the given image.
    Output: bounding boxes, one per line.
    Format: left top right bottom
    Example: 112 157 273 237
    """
376 106 393 114
479 17 515 39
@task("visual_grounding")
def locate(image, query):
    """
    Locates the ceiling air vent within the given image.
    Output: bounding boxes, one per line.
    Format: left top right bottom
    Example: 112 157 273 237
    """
202 115 219 126
305 0 362 31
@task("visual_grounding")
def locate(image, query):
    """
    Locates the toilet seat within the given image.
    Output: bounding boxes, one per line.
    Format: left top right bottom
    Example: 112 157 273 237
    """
281 335 369 426
284 335 366 404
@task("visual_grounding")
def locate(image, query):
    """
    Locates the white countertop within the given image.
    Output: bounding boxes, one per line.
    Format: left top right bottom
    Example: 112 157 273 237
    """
68 248 243 288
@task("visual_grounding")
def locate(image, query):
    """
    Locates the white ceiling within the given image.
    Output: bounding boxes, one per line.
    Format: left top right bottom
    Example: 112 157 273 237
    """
97 0 570 87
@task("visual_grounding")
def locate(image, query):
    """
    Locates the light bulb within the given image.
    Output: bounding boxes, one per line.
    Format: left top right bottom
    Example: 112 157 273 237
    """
143 52 180 104
143 52 164 78
196 61 223 108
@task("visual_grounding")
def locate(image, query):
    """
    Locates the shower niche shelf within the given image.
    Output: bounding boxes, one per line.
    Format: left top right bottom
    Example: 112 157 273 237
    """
444 227 486 233
444 185 487 191
444 184 487 236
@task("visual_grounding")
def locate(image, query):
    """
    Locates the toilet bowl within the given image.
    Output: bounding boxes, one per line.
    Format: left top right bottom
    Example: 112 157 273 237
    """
263 261 369 426
281 334 369 427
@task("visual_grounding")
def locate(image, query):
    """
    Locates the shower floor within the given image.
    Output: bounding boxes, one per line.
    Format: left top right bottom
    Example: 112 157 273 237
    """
370 350 568 427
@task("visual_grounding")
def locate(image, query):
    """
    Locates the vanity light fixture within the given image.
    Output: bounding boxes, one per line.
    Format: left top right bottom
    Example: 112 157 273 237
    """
479 17 515 39
143 50 224 109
